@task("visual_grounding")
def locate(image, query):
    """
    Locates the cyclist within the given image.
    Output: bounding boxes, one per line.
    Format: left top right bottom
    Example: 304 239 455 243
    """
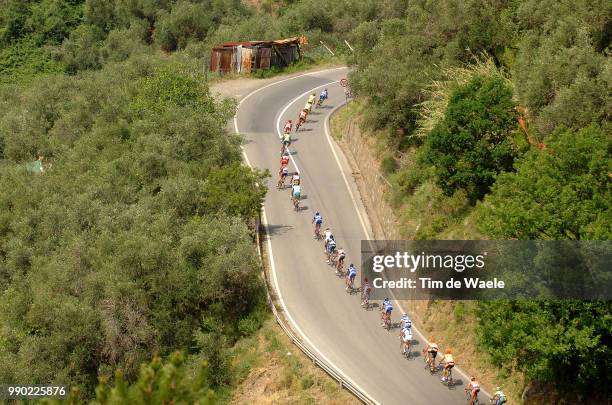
380 298 390 317
361 277 371 306
440 349 455 382
400 324 412 355
291 183 301 207
280 152 289 169
323 228 333 251
336 247 346 272
292 172 300 185
317 88 328 106
283 119 292 134
277 166 289 188
346 263 357 291
326 235 337 263
424 337 439 369
312 212 323 238
281 132 291 153
400 313 412 330
465 377 480 405
297 109 308 130
493 387 507 405
306 93 316 112
382 300 393 328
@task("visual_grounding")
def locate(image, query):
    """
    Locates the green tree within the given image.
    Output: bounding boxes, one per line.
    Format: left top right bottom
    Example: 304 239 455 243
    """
424 75 518 204
479 124 611 239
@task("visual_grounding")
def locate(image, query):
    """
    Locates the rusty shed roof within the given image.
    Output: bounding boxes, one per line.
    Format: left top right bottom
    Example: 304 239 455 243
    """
218 37 300 48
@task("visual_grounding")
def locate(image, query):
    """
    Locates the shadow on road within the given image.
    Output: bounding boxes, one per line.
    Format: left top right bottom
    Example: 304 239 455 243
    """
266 224 293 236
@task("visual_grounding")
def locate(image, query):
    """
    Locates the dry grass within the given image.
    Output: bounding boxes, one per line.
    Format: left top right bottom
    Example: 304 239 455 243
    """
416 55 513 138
230 319 359 405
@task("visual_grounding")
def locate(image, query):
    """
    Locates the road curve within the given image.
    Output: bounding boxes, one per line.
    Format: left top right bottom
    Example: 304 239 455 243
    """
235 67 470 405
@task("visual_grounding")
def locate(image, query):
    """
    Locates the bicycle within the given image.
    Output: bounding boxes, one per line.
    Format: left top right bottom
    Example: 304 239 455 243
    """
277 176 285 190
382 313 391 330
465 389 480 405
423 349 437 374
345 276 355 294
401 339 412 359
335 252 345 275
328 249 338 266
313 225 321 240
295 118 306 132
441 366 454 387
361 288 370 309
293 197 300 211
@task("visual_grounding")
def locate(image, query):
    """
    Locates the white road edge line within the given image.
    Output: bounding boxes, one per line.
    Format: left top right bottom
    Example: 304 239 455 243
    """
233 67 380 405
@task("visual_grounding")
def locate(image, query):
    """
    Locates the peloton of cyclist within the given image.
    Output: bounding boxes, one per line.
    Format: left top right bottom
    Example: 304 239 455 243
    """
465 377 481 405
424 337 439 368
440 349 455 382
312 212 323 238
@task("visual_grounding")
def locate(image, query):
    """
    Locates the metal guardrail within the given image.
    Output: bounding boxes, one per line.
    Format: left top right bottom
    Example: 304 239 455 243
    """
254 215 377 405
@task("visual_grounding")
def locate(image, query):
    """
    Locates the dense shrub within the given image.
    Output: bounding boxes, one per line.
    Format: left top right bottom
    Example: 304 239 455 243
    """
424 75 518 204
479 124 611 240
0 59 266 397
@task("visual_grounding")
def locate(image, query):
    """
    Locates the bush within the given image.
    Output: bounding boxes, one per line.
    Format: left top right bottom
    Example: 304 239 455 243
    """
478 124 611 239
424 75 518 204
154 2 212 52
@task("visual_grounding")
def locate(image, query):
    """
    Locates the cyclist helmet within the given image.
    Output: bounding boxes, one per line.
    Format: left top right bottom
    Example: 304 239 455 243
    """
288 119 292 122
364 277 368 282
325 88 328 91
315 211 319 215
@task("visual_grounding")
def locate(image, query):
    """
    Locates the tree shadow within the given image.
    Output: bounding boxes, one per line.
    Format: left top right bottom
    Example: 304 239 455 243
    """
266 224 293 236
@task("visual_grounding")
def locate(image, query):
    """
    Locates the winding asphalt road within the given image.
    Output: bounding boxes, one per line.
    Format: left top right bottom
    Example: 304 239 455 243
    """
234 67 470 404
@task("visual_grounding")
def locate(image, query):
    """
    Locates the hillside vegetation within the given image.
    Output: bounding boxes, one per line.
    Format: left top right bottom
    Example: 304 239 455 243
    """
0 0 610 402
345 0 611 400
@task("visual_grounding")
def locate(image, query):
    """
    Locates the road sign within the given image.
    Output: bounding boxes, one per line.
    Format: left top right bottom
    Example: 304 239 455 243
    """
340 78 348 87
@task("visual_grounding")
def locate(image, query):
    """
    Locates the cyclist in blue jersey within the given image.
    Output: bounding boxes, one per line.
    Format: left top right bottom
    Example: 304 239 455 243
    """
380 298 390 318
316 88 328 107
346 264 357 291
382 301 393 328
400 313 412 330
312 212 323 238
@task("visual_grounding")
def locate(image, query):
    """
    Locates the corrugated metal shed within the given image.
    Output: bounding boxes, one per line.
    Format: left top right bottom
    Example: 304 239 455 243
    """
209 37 302 74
